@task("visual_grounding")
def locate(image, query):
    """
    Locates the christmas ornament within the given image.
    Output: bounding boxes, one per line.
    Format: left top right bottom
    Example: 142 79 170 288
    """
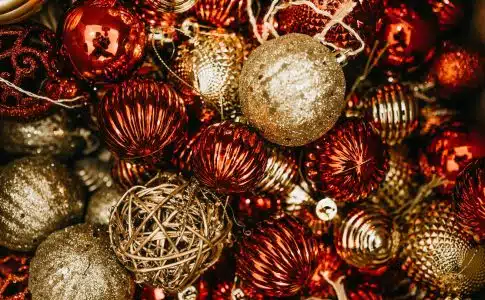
0 111 87 158
236 215 319 297
335 206 400 274
277 0 384 52
32 0 72 31
192 121 268 194
376 1 438 71
0 0 45 25
419 103 457 135
133 0 178 40
193 0 248 28
111 159 159 190
0 156 85 252
98 79 187 162
171 129 203 174
239 33 346 146
109 172 232 293
427 0 464 31
42 77 90 102
86 185 123 226
290 205 332 236
74 154 114 194
137 285 166 300
304 118 389 203
454 158 485 240
257 146 299 196
29 224 134 300
402 201 485 297
60 0 147 83
419 122 485 194
0 23 60 119
0 249 30 300
138 0 196 13
306 243 344 299
170 28 246 119
236 194 281 225
347 277 384 300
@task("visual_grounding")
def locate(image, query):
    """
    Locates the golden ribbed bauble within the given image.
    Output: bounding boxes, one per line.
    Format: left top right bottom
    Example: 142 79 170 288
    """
29 224 135 300
0 0 45 25
402 201 485 297
170 28 246 119
74 155 113 193
239 33 346 146
86 185 123 226
0 156 85 252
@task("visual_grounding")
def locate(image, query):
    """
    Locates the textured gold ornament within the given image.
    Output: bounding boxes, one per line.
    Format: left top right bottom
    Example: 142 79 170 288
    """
29 224 135 300
402 201 485 297
0 156 85 252
0 0 45 25
171 27 246 119
74 154 113 193
86 185 123 226
239 33 346 147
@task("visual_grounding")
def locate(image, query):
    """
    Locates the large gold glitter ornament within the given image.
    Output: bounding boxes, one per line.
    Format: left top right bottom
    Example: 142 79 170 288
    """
239 33 346 147
86 185 123 226
170 27 246 119
402 201 485 297
0 156 85 252
29 224 135 300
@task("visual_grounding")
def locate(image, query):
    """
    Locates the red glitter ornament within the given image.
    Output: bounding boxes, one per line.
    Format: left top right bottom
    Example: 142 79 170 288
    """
376 1 438 71
236 215 319 297
0 23 60 120
236 194 282 225
98 79 187 162
193 0 248 28
60 0 147 83
42 77 90 104
420 122 485 194
277 0 384 52
112 159 159 190
427 0 464 31
0 249 30 300
304 118 389 203
192 121 268 194
454 158 485 240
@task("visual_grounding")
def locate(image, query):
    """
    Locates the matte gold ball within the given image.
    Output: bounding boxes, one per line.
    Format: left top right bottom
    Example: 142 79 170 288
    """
239 33 346 146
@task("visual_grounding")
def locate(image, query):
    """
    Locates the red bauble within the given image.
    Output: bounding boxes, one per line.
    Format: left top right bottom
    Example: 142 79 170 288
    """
454 158 485 240
277 0 384 52
43 77 90 103
306 243 344 298
171 129 203 174
112 159 159 190
236 194 281 225
192 121 268 194
304 118 389 203
61 0 147 83
236 215 319 297
0 249 30 300
193 0 248 28
427 0 464 31
98 79 187 162
427 43 484 98
0 23 60 119
420 122 485 194
376 1 438 71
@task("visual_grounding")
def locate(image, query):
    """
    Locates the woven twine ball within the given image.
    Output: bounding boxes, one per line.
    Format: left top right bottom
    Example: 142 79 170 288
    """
109 171 232 294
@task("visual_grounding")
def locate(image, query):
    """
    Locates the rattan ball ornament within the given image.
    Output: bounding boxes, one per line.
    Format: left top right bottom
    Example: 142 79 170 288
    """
109 172 232 294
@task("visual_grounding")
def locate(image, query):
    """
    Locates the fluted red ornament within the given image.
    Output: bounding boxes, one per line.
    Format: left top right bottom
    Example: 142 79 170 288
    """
60 0 147 83
304 118 389 203
277 0 384 52
98 79 187 162
236 194 281 225
171 130 202 174
192 121 268 194
454 158 485 240
111 159 159 190
236 215 319 297
0 249 30 300
427 0 464 31
193 0 248 28
419 122 485 194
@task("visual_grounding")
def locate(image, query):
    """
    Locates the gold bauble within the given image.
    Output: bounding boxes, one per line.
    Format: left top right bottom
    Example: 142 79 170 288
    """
402 201 485 297
0 0 45 25
74 153 113 194
86 185 123 226
239 33 346 146
0 156 85 251
29 223 134 300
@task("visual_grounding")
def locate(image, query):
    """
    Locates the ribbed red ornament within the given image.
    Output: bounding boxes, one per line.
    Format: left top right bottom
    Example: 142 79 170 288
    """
454 158 485 240
193 0 248 28
304 118 389 203
192 121 268 194
98 79 187 162
236 215 319 297
171 129 203 174
277 0 384 52
427 0 464 31
0 249 30 300
111 159 159 190
419 122 485 194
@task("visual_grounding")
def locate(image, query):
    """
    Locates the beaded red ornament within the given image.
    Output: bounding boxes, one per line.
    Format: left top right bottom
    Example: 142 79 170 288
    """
61 0 147 83
304 118 389 203
112 159 159 190
98 79 187 162
236 215 319 297
427 0 464 31
0 249 30 300
192 121 268 194
193 0 248 28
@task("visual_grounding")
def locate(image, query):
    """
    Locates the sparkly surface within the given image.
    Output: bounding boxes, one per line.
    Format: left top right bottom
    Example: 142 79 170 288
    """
0 156 85 252
239 33 346 146
86 186 123 226
29 224 134 300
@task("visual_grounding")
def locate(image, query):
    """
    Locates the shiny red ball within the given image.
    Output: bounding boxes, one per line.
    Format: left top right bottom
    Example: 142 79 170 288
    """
454 158 485 240
420 122 485 194
61 0 147 83
427 0 464 31
112 159 159 190
193 0 248 28
236 215 319 297
192 121 268 194
304 118 389 203
98 79 187 162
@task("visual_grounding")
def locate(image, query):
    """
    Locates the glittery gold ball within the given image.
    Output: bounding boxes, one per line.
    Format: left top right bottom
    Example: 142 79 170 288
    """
239 33 346 146
0 156 85 252
86 186 123 226
29 224 135 300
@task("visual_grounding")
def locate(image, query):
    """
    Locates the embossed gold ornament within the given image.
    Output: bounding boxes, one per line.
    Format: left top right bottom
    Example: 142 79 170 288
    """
0 0 45 25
